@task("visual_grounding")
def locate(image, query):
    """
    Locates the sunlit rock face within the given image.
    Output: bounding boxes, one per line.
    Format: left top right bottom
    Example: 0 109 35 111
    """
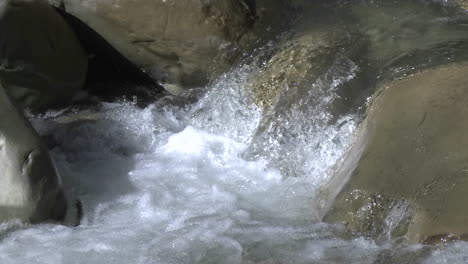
51 0 255 93
323 63 468 243
248 33 337 109
247 31 366 110
0 0 87 111
245 0 373 112
0 84 67 223
454 0 468 9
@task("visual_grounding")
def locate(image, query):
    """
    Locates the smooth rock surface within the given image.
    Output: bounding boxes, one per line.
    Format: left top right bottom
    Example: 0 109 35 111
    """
52 0 255 92
323 63 468 243
54 8 165 106
0 84 67 223
455 0 468 9
0 0 87 111
350 0 467 67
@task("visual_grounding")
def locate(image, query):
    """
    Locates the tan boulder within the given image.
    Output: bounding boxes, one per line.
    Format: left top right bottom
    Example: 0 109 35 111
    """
52 0 255 93
323 63 468 243
0 0 87 111
455 0 468 9
248 28 366 111
248 33 335 109
0 84 67 223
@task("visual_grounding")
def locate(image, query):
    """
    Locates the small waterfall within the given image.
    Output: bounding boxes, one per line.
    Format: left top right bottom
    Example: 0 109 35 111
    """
3 0 468 263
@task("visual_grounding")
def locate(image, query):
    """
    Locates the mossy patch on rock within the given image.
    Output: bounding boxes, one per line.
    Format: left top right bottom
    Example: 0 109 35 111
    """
249 34 335 108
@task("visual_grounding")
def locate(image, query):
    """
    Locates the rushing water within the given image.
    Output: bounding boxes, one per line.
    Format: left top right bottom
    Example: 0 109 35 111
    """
0 63 462 264
3 0 468 263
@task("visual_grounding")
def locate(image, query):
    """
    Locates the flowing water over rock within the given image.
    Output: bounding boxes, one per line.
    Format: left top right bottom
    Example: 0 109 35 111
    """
2 0 468 263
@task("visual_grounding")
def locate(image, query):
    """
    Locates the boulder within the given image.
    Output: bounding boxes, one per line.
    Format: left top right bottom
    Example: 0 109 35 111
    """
0 84 67 223
322 63 468 243
51 0 255 93
246 0 372 111
248 32 338 109
247 28 367 111
455 0 468 10
0 0 87 111
243 27 369 178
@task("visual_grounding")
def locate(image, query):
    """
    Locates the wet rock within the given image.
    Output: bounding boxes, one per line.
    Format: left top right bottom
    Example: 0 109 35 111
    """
245 0 372 111
54 8 165 106
247 28 367 111
455 0 468 10
248 32 338 109
243 25 369 178
0 84 67 223
323 63 468 243
208 0 293 80
349 0 466 66
51 0 255 93
0 0 87 111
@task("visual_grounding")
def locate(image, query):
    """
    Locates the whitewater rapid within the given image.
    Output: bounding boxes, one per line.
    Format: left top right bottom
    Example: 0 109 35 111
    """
1 61 468 264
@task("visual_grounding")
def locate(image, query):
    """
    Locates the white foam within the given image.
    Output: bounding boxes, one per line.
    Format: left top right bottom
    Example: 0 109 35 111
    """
0 61 461 264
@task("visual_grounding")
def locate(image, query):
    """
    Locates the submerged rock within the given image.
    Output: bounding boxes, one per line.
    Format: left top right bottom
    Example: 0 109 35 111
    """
0 0 87 111
323 63 468 243
350 0 466 66
0 84 67 223
51 0 255 92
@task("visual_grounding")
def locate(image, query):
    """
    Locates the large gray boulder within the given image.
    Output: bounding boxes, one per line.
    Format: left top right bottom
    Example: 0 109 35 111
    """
0 84 67 223
50 0 255 93
322 63 468 243
0 0 87 111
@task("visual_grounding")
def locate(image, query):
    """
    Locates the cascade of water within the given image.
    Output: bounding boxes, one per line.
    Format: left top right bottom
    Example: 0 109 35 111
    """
3 1 468 263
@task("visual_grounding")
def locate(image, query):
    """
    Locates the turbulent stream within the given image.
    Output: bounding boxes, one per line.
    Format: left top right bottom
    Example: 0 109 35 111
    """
3 0 468 263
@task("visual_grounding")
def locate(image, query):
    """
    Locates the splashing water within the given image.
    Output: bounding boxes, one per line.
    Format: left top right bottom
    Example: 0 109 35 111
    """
0 57 366 263
0 58 462 264
4 2 468 260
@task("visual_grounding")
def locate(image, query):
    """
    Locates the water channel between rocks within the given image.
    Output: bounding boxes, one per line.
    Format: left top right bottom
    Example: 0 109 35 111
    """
3 0 468 263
